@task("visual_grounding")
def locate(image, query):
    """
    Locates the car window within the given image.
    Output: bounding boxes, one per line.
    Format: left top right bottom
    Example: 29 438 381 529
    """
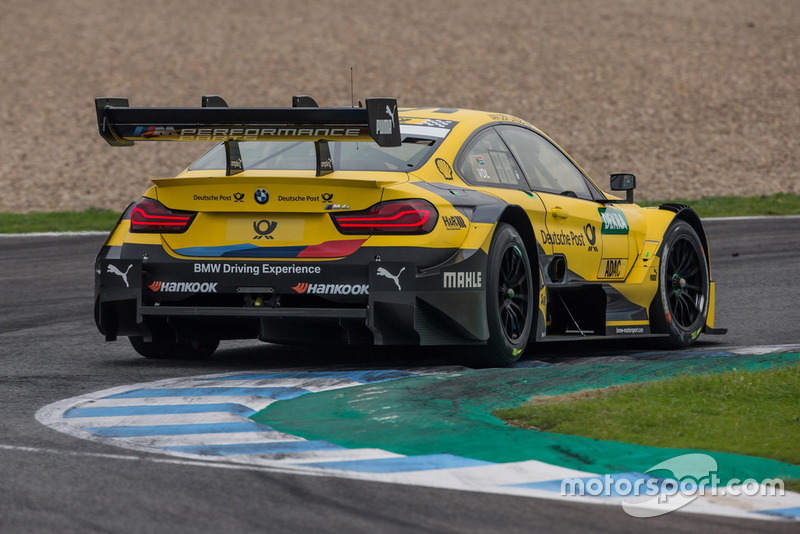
497 125 596 200
189 137 439 172
456 128 526 188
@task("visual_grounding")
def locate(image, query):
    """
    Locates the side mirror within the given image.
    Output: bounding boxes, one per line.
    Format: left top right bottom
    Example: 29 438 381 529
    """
610 173 636 203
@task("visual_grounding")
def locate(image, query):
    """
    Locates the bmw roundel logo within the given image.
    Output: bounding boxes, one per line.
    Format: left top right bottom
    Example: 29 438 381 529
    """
254 188 269 204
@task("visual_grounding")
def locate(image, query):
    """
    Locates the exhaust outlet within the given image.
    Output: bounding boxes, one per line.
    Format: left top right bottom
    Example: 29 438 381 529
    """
548 255 567 283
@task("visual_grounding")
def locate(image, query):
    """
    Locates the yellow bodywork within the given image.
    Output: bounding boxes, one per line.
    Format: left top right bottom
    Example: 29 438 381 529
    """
105 105 719 341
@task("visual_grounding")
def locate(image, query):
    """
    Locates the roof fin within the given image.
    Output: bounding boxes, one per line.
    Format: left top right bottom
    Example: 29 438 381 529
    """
202 95 228 107
293 95 319 108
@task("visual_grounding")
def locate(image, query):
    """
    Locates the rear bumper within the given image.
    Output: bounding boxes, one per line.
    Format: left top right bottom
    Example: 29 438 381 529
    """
96 243 490 346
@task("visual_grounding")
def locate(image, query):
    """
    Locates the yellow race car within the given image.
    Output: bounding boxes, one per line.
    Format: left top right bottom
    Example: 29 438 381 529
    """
94 95 725 366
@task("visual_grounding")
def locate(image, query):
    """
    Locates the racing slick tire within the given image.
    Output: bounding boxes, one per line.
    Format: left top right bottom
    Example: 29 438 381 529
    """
649 220 710 348
129 323 219 360
477 223 535 367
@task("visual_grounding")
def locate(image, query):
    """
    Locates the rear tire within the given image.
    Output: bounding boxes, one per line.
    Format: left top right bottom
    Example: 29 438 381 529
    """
649 220 709 347
477 223 534 367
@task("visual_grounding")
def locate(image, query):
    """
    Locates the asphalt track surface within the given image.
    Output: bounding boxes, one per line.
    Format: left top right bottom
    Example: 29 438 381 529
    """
1 218 799 533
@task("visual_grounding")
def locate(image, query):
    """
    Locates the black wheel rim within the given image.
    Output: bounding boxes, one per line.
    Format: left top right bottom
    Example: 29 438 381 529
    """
497 244 530 342
666 236 706 330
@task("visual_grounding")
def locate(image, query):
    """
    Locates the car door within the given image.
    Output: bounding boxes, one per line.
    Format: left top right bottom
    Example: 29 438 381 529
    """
454 126 549 240
496 125 632 283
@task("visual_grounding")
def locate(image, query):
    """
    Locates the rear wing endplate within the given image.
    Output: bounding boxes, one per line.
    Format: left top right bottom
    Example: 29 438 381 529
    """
95 96 401 148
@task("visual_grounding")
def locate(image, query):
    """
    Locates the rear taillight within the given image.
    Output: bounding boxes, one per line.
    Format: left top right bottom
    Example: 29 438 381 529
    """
129 198 196 233
331 199 438 235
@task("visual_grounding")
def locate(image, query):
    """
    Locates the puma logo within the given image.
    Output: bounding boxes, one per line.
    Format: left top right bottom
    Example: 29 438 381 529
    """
377 267 405 290
385 104 397 125
107 264 133 288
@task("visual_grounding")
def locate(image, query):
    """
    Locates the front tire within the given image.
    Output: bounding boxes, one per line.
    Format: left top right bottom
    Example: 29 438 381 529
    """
479 223 534 367
650 220 709 347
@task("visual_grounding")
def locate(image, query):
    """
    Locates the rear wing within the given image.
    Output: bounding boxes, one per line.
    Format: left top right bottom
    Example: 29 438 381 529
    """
95 95 401 148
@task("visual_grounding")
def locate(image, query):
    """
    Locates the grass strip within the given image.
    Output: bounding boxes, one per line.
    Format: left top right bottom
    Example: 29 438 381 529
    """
496 362 800 491
638 192 800 218
0 208 120 233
